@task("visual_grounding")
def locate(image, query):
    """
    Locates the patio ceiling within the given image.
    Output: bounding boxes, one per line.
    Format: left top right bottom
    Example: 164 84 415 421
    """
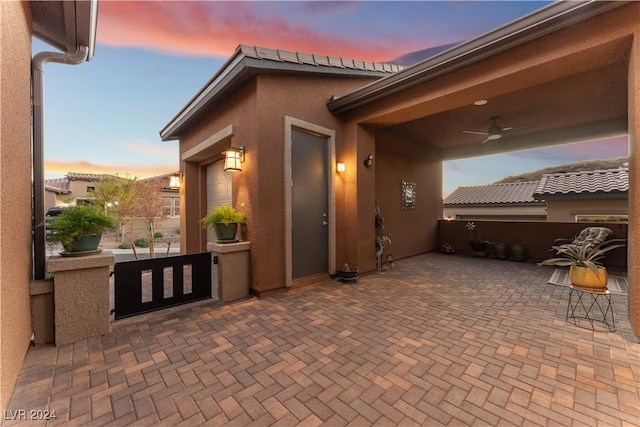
329 2 632 162
389 52 628 161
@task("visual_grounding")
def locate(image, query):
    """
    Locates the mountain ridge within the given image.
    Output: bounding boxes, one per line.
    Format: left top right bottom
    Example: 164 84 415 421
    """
493 156 628 184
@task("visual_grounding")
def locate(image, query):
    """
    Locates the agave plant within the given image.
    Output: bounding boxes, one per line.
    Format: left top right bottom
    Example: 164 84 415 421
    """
538 240 625 275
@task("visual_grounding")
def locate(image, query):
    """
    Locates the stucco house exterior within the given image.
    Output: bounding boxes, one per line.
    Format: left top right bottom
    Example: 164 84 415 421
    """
443 167 628 222
161 1 640 337
534 167 629 222
0 0 97 410
3 0 640 414
443 181 546 221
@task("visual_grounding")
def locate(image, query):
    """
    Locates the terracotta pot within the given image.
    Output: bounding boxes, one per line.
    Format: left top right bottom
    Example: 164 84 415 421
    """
569 265 608 289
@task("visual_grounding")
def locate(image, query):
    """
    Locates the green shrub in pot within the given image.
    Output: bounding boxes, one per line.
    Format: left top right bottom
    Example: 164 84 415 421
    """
202 204 246 243
49 205 114 253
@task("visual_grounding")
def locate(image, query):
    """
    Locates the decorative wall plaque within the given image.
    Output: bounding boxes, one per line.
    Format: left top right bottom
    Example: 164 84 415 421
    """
401 181 416 210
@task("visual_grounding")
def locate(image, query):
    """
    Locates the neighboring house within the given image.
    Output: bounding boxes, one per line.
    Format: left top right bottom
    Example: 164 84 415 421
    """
0 0 97 411
44 172 103 208
443 181 546 221
443 167 629 222
44 171 181 238
534 168 629 222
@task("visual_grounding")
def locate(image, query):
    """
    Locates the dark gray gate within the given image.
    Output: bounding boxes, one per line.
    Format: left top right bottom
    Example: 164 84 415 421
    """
114 252 211 320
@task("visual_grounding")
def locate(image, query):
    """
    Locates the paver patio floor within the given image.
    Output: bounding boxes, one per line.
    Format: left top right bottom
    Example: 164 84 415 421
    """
6 253 640 426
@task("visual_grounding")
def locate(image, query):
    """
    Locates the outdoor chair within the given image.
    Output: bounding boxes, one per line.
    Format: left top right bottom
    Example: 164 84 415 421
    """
552 226 613 250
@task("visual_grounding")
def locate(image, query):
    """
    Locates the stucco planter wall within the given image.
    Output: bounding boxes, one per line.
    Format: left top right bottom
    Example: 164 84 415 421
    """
47 251 115 346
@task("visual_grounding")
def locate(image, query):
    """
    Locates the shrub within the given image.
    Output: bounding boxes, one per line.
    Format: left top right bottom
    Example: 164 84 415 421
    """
202 204 246 228
49 206 114 250
134 238 149 248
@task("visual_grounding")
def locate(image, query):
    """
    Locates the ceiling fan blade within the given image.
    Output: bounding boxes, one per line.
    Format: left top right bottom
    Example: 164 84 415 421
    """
503 124 537 133
480 136 492 144
462 130 489 135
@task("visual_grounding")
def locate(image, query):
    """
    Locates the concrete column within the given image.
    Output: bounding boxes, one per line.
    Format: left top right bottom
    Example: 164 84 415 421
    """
208 241 251 302
47 251 115 346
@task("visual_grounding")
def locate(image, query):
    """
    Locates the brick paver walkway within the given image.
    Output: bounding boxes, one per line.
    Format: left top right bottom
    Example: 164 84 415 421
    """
6 253 640 426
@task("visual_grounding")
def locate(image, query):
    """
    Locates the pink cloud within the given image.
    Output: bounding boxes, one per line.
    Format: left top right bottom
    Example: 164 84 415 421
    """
97 1 414 62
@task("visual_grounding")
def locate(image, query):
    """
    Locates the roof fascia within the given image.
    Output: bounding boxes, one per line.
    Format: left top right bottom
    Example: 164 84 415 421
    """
31 0 98 60
160 52 395 141
327 0 628 114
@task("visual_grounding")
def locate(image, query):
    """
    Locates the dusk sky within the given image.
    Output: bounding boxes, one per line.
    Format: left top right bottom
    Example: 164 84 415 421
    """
35 1 628 196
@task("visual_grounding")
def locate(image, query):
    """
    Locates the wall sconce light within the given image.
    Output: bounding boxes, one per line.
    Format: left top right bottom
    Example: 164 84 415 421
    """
364 154 374 167
169 172 183 189
336 162 346 173
224 146 245 172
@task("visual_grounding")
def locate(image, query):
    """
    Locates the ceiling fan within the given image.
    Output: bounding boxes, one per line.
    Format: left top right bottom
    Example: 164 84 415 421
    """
463 116 536 144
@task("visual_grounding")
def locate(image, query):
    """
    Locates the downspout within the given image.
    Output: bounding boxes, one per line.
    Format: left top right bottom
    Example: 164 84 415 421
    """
32 46 89 280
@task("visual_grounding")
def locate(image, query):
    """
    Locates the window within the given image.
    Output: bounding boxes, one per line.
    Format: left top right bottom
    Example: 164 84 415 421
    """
163 197 180 217
576 214 628 223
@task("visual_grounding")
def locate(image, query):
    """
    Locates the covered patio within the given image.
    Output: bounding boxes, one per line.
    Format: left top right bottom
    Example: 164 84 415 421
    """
6 254 639 425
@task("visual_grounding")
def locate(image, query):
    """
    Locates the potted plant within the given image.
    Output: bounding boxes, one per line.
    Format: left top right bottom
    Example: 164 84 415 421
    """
466 222 487 256
337 263 358 283
488 241 507 259
202 204 246 243
509 241 527 261
538 240 625 289
49 205 114 255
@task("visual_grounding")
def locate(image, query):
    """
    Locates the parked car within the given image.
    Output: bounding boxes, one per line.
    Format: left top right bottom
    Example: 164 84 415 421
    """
45 206 65 238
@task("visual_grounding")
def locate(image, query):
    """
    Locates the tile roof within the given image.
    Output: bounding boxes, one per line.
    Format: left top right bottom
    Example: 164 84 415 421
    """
534 168 628 198
444 181 543 206
66 172 104 181
238 45 405 74
44 178 70 194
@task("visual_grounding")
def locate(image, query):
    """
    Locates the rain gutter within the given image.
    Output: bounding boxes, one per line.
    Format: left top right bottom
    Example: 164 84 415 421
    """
327 1 628 114
32 48 89 279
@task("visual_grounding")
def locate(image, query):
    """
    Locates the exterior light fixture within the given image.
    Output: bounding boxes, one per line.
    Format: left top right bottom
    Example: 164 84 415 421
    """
336 162 346 173
169 173 182 189
224 146 245 172
364 154 374 167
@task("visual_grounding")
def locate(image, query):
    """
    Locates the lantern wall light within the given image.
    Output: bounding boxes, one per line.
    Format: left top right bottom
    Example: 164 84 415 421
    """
336 161 346 173
169 173 183 189
224 146 245 172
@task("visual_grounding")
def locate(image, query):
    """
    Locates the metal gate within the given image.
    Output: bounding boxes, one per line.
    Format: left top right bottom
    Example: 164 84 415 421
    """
114 252 211 320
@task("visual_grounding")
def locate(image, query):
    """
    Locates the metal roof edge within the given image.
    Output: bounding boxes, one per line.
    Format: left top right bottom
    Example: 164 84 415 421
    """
327 1 628 114
160 45 402 141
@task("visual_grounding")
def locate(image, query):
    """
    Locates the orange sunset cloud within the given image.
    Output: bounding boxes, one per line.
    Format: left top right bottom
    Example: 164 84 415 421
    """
97 1 414 62
45 159 178 179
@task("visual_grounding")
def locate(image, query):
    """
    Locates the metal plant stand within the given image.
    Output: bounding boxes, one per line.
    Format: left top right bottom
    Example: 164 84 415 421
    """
566 285 615 332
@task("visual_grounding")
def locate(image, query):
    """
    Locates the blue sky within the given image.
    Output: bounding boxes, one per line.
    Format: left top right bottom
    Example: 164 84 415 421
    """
35 1 627 195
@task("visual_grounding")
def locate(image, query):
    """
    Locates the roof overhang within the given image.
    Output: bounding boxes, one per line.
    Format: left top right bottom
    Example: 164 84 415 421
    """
160 46 400 141
30 0 98 60
327 1 628 114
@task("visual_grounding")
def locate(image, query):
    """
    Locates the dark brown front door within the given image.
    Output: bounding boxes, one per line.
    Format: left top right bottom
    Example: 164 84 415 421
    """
291 129 329 279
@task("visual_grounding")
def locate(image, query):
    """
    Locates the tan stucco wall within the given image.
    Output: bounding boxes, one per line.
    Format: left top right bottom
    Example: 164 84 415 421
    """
0 1 35 410
180 74 381 293
545 198 628 222
375 129 442 262
628 27 639 338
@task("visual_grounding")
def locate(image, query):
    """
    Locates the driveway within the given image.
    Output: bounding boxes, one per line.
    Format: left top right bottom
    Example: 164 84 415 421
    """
6 253 640 426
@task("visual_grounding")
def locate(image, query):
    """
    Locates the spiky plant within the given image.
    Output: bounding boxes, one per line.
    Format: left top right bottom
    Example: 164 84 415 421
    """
538 240 625 275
